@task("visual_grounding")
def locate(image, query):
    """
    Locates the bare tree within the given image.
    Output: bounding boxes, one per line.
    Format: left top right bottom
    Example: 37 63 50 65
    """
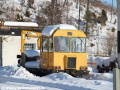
0 0 6 20
102 32 116 56
36 0 72 27
36 0 62 26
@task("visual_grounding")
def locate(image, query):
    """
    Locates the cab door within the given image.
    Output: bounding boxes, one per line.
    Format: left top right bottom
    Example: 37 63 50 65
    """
48 38 54 69
40 37 54 69
40 37 49 68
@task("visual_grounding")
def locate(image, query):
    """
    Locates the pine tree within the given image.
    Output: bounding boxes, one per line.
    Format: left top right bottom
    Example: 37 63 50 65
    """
16 14 24 22
25 10 30 18
16 14 20 21
101 9 107 25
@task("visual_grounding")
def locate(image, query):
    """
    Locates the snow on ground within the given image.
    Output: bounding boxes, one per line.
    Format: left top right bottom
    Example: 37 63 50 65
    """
88 53 118 76
0 64 113 90
88 53 117 66
0 65 35 78
0 54 116 90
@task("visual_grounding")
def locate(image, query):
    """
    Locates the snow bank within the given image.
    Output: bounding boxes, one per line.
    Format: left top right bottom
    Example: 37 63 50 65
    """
42 72 113 90
94 53 117 66
24 50 40 57
88 67 113 82
0 66 113 90
0 65 35 78
25 61 40 69
88 53 118 73
108 53 118 62
91 73 113 82
88 67 93 72
4 21 38 27
44 72 74 80
88 53 117 67
41 24 77 36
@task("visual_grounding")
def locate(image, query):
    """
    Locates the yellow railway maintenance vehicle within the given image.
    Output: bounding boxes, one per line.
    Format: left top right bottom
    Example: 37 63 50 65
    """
39 24 89 76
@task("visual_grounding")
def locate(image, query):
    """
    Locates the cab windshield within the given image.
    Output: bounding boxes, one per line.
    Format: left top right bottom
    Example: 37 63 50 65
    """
54 37 69 52
71 37 86 53
54 37 86 53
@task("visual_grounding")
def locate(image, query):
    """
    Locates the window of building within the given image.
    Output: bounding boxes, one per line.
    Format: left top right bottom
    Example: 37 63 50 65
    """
24 43 36 50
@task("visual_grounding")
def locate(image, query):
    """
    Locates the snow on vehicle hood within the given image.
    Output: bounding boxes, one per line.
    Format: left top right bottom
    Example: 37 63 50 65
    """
25 61 40 69
24 50 40 57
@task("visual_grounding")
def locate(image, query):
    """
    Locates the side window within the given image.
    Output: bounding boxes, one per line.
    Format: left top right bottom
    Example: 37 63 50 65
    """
41 38 49 52
49 38 53 52
24 43 36 50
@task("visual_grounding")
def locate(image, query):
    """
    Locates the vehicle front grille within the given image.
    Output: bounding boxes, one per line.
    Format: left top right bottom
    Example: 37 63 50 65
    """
67 57 76 68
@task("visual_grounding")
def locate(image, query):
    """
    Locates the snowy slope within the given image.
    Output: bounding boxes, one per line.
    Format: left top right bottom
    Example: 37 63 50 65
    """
0 65 113 90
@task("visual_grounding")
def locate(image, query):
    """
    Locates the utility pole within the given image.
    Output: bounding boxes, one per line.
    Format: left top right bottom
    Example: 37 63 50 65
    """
67 0 68 24
117 0 120 69
113 0 120 90
78 0 81 30
86 0 90 37
97 26 100 56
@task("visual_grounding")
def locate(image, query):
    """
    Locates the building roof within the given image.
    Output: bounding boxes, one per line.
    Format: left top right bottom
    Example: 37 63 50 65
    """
0 26 42 36
4 21 38 27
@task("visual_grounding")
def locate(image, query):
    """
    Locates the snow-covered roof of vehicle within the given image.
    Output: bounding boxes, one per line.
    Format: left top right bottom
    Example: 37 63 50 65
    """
4 21 38 27
41 24 77 36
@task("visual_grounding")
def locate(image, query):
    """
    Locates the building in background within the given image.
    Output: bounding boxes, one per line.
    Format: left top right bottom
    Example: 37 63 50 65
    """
0 21 42 66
